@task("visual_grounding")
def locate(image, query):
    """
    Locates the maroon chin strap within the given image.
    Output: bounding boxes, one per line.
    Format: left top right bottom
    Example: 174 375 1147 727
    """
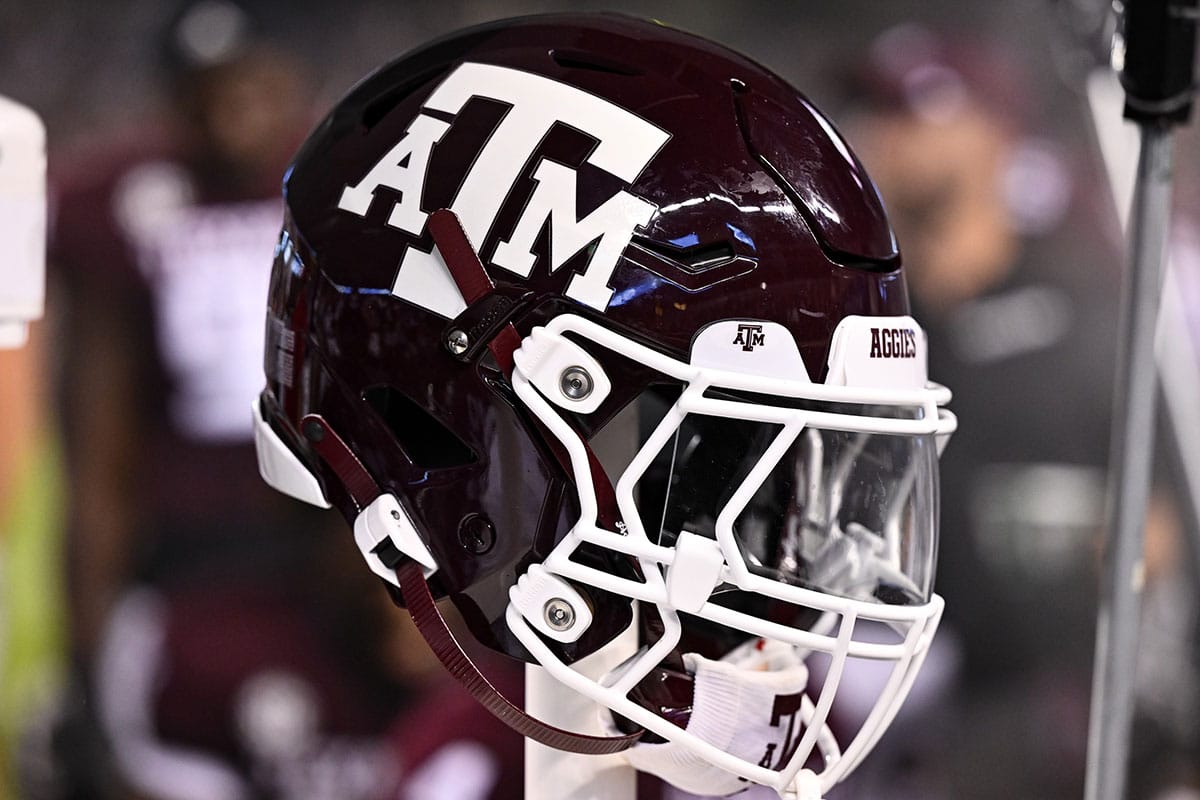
395 559 642 755
428 208 523 376
428 207 625 529
302 412 643 755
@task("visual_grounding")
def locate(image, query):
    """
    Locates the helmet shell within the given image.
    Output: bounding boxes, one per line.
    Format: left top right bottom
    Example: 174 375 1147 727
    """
264 13 909 660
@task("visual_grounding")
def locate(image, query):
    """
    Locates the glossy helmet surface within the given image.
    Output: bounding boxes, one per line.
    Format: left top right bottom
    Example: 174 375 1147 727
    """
255 13 955 795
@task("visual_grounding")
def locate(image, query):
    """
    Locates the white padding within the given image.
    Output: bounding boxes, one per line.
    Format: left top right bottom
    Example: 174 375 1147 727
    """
252 399 330 509
620 640 813 797
825 315 927 390
666 532 726 613
353 493 437 586
689 320 810 380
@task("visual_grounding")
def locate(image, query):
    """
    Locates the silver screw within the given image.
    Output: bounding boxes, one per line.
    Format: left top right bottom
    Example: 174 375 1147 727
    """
559 367 593 400
543 598 576 631
446 329 469 355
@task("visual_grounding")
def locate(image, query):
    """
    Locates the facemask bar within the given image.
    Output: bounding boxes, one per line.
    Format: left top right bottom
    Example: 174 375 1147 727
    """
506 313 954 795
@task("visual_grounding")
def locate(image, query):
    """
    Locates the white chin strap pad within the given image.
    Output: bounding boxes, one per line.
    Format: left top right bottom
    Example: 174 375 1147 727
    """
619 639 812 797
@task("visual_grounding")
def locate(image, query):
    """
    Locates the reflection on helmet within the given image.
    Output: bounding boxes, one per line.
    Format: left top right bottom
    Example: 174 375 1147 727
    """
254 13 955 798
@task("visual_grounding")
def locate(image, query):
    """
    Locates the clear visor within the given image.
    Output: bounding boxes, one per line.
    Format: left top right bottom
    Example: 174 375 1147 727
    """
647 402 938 607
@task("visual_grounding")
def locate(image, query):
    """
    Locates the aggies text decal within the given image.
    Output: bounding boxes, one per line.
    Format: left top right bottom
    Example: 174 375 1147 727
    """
869 327 917 359
337 62 670 317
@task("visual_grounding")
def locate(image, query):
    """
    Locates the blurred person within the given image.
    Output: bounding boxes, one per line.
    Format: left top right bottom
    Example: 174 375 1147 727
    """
0 329 42 531
1129 485 1200 800
48 2 521 798
838 23 1122 800
1 322 68 800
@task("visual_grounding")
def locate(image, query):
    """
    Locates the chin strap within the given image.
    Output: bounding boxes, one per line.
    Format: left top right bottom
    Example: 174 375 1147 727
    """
301 411 642 755
394 558 642 755
428 208 523 375
429 207 626 528
300 208 644 754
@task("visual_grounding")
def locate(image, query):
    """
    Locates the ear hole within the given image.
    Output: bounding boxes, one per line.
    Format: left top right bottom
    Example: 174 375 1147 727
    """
363 385 477 469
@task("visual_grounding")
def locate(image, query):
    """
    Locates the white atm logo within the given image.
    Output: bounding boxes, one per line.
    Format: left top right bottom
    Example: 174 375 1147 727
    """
337 62 670 317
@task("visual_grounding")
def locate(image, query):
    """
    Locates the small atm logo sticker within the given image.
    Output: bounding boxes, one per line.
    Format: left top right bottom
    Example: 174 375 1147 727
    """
869 327 917 358
733 323 765 352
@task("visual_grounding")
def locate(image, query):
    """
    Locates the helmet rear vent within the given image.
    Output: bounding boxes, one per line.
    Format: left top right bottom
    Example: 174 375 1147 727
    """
729 83 900 271
550 49 642 77
359 65 448 130
363 385 477 469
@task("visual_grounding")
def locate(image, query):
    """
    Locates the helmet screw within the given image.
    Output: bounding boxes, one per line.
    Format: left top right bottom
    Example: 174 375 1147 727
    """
302 419 325 442
446 329 470 356
543 598 576 632
559 367 593 400
457 514 495 555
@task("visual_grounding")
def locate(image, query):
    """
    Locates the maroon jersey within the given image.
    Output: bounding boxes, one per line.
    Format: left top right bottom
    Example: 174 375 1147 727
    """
384 664 524 800
96 580 524 800
53 126 523 800
51 129 318 540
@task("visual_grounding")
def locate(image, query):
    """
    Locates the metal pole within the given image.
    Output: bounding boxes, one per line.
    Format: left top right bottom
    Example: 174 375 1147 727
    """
1084 123 1174 800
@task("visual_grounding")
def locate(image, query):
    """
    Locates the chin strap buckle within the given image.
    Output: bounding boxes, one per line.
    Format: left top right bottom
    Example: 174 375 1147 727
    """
395 559 643 755
354 493 437 587
303 410 644 756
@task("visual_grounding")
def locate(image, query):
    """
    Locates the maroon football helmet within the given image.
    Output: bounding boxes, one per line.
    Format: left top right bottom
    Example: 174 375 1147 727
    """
255 14 955 796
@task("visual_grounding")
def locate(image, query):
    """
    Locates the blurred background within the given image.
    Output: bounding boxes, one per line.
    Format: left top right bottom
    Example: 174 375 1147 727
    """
0 1 1198 799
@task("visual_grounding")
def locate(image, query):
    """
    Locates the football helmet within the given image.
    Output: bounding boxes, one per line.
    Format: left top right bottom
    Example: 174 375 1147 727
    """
255 13 955 797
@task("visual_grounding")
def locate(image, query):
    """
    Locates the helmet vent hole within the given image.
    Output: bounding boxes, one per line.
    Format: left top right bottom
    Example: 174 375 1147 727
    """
550 48 643 77
362 385 477 469
361 88 406 130
359 65 448 130
632 237 737 274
